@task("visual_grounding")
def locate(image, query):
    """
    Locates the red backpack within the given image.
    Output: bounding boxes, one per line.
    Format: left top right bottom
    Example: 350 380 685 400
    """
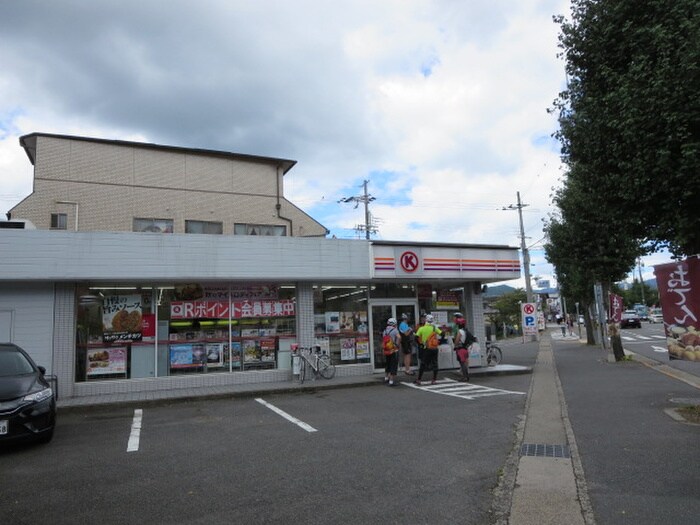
382 330 397 355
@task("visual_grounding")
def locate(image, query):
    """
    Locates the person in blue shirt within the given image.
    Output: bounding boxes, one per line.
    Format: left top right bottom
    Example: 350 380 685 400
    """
398 313 415 376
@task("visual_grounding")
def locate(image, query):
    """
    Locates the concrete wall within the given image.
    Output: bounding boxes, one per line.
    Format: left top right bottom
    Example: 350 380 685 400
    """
11 135 327 236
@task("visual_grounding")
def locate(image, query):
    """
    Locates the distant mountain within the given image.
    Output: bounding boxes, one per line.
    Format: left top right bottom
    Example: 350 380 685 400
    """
483 284 517 298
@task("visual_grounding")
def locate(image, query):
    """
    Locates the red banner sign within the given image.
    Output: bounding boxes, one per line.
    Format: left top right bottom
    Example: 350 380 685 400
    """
170 299 295 320
654 258 700 361
609 293 624 323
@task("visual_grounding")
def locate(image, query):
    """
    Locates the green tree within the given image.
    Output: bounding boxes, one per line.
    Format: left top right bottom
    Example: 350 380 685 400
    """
553 0 700 256
544 164 642 350
489 289 528 337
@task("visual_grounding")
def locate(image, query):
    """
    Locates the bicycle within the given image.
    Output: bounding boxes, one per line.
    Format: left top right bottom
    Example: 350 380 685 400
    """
296 346 336 383
484 340 502 366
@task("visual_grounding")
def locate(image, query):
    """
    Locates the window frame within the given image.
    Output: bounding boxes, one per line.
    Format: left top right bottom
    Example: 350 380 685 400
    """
50 213 68 230
185 220 224 235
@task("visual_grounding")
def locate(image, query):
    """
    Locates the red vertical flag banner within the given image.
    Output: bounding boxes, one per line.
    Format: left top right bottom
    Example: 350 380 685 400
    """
609 293 624 323
653 258 700 361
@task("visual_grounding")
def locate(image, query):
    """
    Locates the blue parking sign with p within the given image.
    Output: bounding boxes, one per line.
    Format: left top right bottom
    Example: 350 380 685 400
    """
524 315 535 327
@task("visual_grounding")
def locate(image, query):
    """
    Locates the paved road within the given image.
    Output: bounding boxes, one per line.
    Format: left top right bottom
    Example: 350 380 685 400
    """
1 343 538 525
554 337 700 525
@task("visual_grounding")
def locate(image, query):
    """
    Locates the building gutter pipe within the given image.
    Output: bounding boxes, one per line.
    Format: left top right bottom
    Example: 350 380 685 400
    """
276 165 294 236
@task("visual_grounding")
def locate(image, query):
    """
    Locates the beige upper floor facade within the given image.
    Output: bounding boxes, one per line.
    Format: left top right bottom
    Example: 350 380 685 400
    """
9 133 328 237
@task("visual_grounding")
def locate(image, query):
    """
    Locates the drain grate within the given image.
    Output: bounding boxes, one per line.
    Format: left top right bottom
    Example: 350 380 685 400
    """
520 443 570 458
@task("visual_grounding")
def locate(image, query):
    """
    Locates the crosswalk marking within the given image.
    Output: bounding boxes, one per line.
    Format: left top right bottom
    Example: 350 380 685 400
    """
621 334 666 342
403 378 525 400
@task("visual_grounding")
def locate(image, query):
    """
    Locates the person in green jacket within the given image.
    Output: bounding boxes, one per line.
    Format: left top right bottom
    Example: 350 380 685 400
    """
414 314 442 385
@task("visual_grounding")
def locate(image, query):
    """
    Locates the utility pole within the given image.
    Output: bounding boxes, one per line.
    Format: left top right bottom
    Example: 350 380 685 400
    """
637 257 646 305
338 180 377 239
504 191 533 304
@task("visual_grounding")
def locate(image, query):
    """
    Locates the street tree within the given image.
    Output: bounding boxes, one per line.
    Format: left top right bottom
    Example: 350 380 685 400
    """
489 289 527 338
544 165 641 354
552 0 700 257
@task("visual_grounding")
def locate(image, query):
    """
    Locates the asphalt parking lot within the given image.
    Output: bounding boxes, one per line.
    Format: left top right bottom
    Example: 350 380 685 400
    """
0 361 535 525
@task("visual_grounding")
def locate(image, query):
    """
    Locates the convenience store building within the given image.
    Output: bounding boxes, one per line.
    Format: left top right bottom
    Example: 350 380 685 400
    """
0 133 521 401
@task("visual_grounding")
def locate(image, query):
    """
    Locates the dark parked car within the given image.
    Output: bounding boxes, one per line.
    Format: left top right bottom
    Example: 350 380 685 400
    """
0 343 56 444
620 310 642 329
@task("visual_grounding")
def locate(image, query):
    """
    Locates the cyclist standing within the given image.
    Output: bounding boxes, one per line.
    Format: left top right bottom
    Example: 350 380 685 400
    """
383 318 401 387
453 313 475 382
398 313 415 376
415 314 442 385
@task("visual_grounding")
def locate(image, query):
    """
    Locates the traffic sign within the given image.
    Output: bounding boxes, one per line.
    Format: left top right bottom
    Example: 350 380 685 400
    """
522 303 537 335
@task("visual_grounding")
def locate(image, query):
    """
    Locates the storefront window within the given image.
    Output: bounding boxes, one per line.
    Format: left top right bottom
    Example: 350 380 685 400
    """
75 283 296 382
313 285 370 365
76 286 156 382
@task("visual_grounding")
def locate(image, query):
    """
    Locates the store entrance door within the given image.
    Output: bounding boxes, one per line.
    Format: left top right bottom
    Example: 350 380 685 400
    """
370 301 419 372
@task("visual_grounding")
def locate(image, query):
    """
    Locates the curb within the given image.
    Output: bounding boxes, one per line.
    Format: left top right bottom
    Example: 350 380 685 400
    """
619 350 700 390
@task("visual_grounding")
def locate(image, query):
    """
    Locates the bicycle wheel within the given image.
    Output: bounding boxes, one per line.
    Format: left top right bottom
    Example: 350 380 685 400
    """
317 355 336 379
487 346 502 366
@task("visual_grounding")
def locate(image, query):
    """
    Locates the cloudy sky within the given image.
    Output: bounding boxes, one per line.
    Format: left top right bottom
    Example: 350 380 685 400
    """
0 0 666 286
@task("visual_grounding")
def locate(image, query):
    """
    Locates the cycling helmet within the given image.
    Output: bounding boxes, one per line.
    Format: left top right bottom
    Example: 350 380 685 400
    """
387 317 397 326
425 314 434 323
453 312 464 318
401 313 409 320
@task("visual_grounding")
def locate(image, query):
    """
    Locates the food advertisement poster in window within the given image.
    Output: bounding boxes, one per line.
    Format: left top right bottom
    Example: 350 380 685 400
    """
355 338 370 359
243 340 258 362
340 338 356 360
86 347 127 377
260 339 276 361
102 294 143 342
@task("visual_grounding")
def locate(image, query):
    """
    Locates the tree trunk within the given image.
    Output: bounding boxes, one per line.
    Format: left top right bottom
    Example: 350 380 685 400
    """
608 322 626 361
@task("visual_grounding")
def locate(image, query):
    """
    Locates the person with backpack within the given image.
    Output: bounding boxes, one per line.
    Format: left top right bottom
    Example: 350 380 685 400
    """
453 312 476 382
414 314 442 385
382 317 401 387
398 313 415 376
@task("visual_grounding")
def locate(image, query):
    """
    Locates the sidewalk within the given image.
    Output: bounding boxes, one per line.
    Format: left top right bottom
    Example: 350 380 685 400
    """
504 333 592 525
56 361 532 410
500 328 700 525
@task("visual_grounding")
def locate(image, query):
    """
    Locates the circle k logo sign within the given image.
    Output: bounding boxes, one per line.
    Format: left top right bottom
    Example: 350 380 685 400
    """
400 251 419 273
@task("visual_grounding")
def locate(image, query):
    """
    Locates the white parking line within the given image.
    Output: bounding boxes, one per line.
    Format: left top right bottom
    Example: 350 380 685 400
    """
255 398 317 433
404 378 525 400
127 408 143 452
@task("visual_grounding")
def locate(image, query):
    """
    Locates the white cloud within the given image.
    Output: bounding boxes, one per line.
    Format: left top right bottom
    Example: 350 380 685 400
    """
0 0 587 284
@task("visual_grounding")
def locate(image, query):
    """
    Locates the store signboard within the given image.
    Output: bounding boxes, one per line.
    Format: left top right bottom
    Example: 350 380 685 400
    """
436 290 460 310
170 299 295 319
654 258 700 361
371 244 521 280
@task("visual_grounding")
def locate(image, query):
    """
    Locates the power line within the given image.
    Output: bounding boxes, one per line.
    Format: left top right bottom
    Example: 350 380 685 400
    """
338 180 378 240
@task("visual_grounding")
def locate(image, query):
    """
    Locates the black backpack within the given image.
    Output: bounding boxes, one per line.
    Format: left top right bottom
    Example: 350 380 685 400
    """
462 328 477 347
